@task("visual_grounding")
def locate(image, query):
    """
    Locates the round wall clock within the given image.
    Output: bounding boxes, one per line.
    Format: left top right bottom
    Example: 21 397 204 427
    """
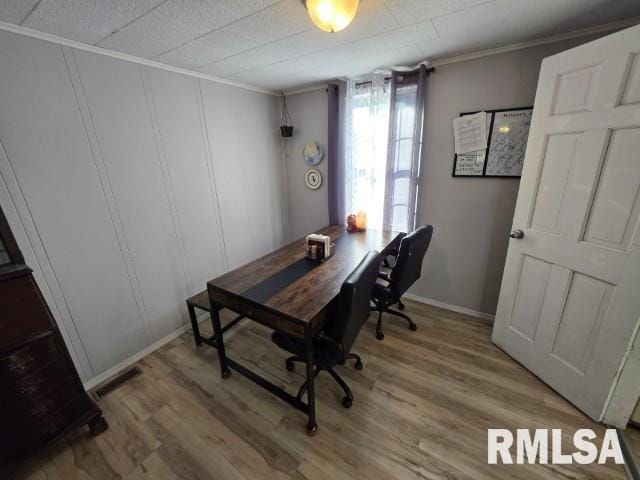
303 141 324 166
305 169 322 190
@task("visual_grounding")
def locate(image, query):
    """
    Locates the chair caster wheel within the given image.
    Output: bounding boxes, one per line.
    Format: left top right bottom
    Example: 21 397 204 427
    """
342 396 353 408
285 360 295 371
409 324 417 331
221 369 232 379
376 331 384 341
354 360 363 370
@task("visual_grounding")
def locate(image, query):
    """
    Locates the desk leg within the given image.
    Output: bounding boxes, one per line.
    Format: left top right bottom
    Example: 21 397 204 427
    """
304 324 318 435
208 294 231 379
186 302 202 347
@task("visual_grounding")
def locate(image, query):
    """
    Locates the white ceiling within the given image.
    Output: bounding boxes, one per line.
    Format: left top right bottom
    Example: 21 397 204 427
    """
1 0 639 92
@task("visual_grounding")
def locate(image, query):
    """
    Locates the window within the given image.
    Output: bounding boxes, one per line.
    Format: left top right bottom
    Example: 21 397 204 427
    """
342 67 426 233
385 81 422 232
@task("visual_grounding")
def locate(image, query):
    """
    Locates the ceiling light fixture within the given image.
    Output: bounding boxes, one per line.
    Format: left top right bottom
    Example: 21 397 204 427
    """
303 0 360 33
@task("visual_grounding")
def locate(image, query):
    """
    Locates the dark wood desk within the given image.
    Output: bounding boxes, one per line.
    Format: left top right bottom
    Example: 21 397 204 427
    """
206 225 402 434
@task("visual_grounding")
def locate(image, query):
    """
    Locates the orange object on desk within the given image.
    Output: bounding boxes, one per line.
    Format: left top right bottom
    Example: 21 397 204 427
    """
347 213 358 232
356 210 367 230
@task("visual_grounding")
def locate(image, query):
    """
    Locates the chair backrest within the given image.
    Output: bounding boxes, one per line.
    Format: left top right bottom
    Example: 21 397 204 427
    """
326 250 382 357
389 225 433 297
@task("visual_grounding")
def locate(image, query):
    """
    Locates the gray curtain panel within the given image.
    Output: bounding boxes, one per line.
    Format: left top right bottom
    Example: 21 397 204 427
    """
327 80 347 225
383 64 428 232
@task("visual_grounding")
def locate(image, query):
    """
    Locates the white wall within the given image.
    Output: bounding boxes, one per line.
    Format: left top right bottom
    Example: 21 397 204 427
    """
0 29 286 383
284 89 329 240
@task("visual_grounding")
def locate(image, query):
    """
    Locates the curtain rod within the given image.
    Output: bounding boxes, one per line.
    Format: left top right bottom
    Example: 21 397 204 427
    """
353 67 435 88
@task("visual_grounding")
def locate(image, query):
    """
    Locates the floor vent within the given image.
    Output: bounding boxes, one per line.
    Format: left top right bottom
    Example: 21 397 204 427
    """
93 367 141 399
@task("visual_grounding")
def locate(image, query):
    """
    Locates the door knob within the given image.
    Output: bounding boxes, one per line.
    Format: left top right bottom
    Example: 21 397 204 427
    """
510 229 524 239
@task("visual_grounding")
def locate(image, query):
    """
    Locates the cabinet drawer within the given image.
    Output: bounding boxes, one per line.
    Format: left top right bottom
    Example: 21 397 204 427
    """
0 335 59 382
0 395 92 463
4 358 75 406
0 273 53 351
2 375 78 427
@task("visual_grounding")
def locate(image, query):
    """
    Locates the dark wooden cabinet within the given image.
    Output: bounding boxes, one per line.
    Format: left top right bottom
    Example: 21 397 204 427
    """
0 207 106 466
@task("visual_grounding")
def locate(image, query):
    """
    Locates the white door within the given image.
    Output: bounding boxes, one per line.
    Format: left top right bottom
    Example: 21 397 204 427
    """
492 24 640 421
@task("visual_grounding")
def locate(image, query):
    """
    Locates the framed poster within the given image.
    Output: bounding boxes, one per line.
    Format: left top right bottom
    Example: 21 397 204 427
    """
452 107 533 178
485 109 533 176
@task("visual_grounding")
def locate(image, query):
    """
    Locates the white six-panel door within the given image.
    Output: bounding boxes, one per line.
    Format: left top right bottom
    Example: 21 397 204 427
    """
492 24 640 421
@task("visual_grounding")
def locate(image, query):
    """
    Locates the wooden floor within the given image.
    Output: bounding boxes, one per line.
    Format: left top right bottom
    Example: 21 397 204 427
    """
625 425 640 469
4 300 626 479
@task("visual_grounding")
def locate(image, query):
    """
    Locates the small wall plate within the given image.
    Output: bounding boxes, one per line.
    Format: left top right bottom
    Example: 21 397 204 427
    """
303 141 324 166
305 168 322 190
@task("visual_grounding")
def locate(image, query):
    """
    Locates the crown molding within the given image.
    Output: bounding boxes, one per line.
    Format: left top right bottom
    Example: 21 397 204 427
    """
3 15 639 96
429 16 640 68
284 16 640 94
0 21 278 96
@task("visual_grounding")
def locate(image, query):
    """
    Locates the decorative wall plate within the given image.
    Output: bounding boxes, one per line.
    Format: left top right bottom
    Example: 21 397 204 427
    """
305 169 322 190
303 141 324 166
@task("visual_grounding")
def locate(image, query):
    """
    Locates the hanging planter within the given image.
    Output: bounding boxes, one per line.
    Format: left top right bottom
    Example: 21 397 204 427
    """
280 91 294 138
280 125 294 137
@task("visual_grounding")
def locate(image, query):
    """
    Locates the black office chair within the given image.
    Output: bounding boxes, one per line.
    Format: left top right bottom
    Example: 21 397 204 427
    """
271 250 382 408
378 232 407 308
371 225 434 340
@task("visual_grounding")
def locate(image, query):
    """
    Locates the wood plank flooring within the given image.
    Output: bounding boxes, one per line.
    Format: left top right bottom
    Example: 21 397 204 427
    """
625 425 640 469
3 300 626 479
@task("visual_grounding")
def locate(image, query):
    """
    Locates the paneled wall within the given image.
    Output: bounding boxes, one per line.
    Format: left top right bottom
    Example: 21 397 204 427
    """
0 30 286 384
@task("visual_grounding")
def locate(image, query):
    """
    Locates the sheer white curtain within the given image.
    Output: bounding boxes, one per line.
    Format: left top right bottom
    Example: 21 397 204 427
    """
343 74 390 230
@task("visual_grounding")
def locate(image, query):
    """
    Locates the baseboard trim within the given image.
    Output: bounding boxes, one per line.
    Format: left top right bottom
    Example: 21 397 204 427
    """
402 293 495 322
83 321 192 391
83 296 492 389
